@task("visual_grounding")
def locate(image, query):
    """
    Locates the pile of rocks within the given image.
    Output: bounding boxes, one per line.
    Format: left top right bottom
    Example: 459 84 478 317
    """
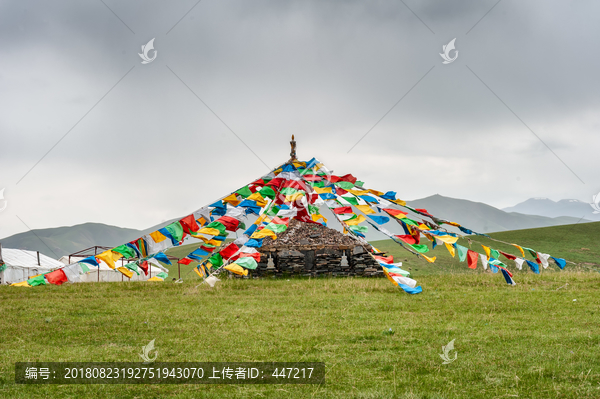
262 219 357 248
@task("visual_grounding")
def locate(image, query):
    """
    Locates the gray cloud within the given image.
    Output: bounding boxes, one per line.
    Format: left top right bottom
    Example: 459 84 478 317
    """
1 0 599 240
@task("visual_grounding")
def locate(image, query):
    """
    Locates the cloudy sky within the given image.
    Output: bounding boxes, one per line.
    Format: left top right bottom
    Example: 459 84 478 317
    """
1 0 599 239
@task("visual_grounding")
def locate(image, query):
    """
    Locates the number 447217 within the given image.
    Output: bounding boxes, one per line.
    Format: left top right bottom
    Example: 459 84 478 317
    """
272 368 313 379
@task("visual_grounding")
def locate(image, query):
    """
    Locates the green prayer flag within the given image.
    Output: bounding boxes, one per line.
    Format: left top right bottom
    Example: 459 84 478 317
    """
308 205 320 214
124 262 141 275
266 207 280 217
112 244 136 259
265 223 287 233
280 187 298 196
206 221 227 236
335 181 355 190
208 253 223 267
410 244 430 254
259 186 276 199
156 272 168 279
490 248 500 260
79 263 90 273
349 225 368 234
523 247 538 258
165 221 184 243
233 257 258 270
27 274 47 286
311 181 325 188
455 244 468 262
355 181 365 187
403 218 419 227
341 196 359 205
236 186 253 198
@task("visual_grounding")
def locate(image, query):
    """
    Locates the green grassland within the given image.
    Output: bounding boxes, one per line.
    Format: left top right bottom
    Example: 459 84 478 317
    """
0 223 599 398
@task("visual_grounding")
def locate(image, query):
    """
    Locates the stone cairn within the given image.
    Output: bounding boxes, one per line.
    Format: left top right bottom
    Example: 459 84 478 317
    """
246 219 383 278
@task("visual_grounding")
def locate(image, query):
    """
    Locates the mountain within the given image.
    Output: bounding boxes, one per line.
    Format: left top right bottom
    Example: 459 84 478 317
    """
406 195 592 233
1 195 592 259
502 198 600 222
0 223 143 259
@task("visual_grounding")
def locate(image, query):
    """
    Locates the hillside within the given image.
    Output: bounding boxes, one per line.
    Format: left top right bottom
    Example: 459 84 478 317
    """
371 221 600 277
0 195 593 260
407 195 591 232
0 223 143 258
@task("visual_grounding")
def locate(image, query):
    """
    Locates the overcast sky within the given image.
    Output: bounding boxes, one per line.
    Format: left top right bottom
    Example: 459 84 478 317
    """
1 0 599 239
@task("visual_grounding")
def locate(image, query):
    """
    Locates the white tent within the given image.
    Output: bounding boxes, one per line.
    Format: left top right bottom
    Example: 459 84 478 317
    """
0 248 64 285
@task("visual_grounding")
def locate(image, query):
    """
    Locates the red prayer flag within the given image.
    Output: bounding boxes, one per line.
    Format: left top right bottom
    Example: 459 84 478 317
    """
139 260 149 276
178 258 193 265
337 174 357 184
374 255 393 264
45 269 68 285
395 234 420 245
180 214 200 234
335 188 348 196
302 175 321 181
333 206 353 215
216 216 240 232
219 243 240 260
239 252 261 262
383 208 408 217
499 251 516 261
467 250 478 269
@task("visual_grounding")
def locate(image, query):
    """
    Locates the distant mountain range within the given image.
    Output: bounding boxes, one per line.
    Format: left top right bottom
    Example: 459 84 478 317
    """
502 198 600 222
0 195 593 259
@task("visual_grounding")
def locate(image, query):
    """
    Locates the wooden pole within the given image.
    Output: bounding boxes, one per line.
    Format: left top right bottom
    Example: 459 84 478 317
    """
37 251 40 266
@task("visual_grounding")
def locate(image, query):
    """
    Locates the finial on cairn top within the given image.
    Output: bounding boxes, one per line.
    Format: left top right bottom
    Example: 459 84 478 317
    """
290 135 297 161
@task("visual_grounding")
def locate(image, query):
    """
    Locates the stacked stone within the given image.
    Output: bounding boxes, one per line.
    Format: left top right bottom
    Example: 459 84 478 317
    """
351 245 384 277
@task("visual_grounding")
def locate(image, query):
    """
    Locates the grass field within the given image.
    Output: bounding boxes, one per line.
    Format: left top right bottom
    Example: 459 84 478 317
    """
0 223 598 398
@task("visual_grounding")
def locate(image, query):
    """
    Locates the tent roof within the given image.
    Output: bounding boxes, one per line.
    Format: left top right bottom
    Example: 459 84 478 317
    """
1 248 63 269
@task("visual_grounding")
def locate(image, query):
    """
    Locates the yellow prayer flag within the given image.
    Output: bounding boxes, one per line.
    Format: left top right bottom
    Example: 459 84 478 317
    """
147 276 164 281
198 227 221 236
390 199 407 206
347 189 369 196
345 214 366 226
313 186 332 194
247 192 268 207
10 281 31 287
312 214 327 223
481 245 491 259
208 239 223 246
96 250 123 269
224 264 248 276
254 214 271 225
369 189 384 196
444 243 456 258
511 244 525 257
285 192 304 202
418 223 430 230
117 267 134 279
251 228 277 240
196 216 207 227
435 235 459 245
421 254 437 263
223 193 241 207
354 204 375 214
190 233 210 243
293 161 306 168
149 230 168 243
